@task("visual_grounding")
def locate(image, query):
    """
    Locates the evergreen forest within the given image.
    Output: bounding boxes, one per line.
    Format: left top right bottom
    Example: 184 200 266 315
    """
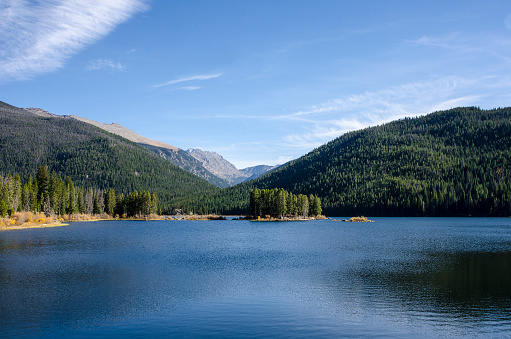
2 100 511 217
0 166 158 218
0 101 220 213
173 107 511 217
249 188 322 218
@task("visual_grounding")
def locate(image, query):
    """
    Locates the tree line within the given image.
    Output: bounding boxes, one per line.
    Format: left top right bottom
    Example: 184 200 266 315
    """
0 101 220 214
171 107 511 217
0 166 158 218
3 101 511 217
249 188 322 218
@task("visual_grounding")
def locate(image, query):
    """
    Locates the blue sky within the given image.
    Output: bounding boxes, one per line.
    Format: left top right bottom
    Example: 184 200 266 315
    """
2 1 511 168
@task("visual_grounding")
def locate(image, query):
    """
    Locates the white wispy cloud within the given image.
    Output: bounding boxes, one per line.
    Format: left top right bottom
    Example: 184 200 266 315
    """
277 76 489 150
153 73 223 88
412 33 464 50
0 0 148 81
275 77 470 122
165 86 201 92
411 32 511 62
86 59 126 71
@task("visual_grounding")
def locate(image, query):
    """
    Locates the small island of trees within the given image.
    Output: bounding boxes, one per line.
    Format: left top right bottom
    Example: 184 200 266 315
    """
249 188 322 220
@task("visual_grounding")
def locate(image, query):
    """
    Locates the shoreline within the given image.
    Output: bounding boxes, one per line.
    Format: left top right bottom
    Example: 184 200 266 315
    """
246 215 326 222
0 214 327 231
0 221 69 231
0 213 227 231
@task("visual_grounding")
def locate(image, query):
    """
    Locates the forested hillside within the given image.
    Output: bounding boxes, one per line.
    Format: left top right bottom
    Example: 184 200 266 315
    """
69 113 230 188
174 107 511 216
0 101 219 212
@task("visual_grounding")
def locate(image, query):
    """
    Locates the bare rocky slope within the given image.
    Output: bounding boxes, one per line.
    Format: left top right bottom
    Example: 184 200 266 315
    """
70 115 179 151
23 108 229 188
24 108 276 187
187 148 278 186
0 101 220 213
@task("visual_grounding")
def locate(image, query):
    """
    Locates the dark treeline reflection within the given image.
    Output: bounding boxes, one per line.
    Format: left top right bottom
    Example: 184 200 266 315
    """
428 252 511 308
337 250 511 319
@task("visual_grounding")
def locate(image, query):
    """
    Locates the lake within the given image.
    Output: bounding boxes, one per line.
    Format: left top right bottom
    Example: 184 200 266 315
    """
1 218 510 338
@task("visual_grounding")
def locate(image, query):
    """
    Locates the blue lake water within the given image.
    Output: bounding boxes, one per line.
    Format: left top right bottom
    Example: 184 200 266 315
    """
1 218 510 338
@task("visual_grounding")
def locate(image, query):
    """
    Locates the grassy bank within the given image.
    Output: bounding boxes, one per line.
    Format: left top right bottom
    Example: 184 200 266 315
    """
0 211 68 230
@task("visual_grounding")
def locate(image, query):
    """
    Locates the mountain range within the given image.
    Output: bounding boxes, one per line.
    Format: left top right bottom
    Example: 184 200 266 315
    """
0 101 219 212
2 100 511 216
187 148 278 186
172 106 511 217
28 109 276 188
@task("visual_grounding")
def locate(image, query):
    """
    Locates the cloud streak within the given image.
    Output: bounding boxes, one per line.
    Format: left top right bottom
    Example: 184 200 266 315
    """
275 77 470 121
276 76 490 150
411 32 511 63
86 59 126 71
164 86 202 92
0 0 148 81
153 73 223 88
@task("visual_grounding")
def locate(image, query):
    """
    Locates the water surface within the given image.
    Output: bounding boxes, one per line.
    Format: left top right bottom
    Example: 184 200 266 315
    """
1 218 510 337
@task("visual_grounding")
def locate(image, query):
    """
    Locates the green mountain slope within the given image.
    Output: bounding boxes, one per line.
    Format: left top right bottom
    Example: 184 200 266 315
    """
175 107 511 216
0 101 220 212
68 113 230 188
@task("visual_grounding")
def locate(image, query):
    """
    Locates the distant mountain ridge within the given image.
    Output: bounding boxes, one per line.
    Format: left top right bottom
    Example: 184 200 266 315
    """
173 106 511 217
64 114 230 187
0 101 220 213
22 108 230 187
23 107 275 187
70 115 179 152
187 148 279 186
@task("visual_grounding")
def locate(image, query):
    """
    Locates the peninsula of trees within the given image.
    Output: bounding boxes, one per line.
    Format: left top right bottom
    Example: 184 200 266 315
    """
0 166 158 220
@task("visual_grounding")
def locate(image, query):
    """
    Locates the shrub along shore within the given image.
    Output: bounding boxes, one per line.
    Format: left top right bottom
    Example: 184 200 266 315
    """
0 212 330 231
0 211 165 231
0 211 67 230
0 212 236 231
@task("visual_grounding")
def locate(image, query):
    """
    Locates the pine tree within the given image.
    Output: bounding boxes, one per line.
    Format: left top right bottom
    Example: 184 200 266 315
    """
65 176 76 214
0 199 8 217
36 166 49 211
105 189 116 216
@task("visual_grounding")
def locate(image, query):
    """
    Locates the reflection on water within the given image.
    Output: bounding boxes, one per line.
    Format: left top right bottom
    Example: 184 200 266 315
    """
0 218 510 337
338 251 511 320
422 252 511 314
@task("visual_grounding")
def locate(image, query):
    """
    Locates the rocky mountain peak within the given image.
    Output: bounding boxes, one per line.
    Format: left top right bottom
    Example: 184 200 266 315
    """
187 148 278 185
